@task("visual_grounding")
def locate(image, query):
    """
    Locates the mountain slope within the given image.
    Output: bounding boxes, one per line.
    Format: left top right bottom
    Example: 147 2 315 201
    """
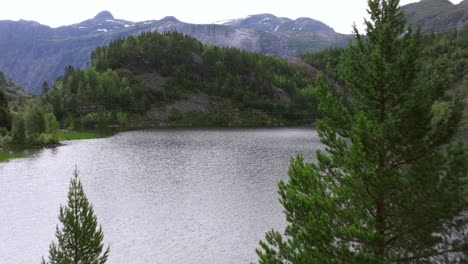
402 0 468 32
0 12 350 94
0 72 29 103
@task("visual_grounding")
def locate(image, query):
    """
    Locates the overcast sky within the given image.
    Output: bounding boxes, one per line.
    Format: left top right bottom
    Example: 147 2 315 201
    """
0 0 463 34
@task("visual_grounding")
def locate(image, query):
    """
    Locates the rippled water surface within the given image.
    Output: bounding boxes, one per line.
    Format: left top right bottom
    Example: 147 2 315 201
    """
0 128 320 264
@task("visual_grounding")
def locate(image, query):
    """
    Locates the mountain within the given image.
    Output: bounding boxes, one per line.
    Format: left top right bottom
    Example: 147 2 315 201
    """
402 0 468 32
0 11 350 94
222 13 335 33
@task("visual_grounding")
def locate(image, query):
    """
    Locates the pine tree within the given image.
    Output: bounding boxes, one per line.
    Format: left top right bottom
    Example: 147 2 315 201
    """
0 89 11 130
42 81 50 95
42 169 110 264
256 0 467 263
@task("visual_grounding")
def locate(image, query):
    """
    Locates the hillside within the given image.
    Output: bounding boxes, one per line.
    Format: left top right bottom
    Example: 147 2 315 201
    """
302 25 468 130
0 11 350 94
42 31 321 128
0 72 29 104
402 0 468 32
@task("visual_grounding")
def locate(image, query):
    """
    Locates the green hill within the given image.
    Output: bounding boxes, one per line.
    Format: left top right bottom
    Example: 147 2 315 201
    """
43 31 321 128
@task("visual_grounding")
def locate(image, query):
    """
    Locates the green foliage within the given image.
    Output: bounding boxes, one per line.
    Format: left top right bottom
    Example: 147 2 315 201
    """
0 73 59 148
0 151 27 162
5 101 59 147
79 110 114 129
291 85 319 116
42 169 110 264
0 89 12 130
10 113 25 145
258 0 468 263
23 102 48 139
57 131 100 141
302 48 345 81
304 18 468 129
48 114 60 136
0 88 7 108
44 66 152 125
115 111 128 126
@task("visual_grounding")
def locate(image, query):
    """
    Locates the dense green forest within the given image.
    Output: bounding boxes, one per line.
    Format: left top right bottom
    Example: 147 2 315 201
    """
43 31 319 129
0 74 59 149
302 25 468 129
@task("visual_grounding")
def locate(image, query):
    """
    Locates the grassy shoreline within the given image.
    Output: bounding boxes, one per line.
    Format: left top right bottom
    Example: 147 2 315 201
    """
0 151 27 162
57 131 101 141
0 130 104 162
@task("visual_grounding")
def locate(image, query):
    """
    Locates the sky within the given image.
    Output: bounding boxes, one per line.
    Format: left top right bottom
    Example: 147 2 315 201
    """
0 0 464 34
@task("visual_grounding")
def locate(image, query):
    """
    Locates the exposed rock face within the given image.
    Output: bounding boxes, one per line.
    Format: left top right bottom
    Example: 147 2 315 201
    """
402 0 468 32
146 93 212 123
0 11 350 94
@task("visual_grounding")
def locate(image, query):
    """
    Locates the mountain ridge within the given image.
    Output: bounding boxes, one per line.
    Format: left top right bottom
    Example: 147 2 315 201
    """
402 0 468 32
222 13 335 34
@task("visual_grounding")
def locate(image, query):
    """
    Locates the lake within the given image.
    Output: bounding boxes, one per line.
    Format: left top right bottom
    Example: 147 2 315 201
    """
0 127 320 263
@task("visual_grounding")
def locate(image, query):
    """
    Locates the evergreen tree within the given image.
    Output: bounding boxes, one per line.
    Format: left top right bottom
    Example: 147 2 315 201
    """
11 114 25 145
256 0 467 263
42 169 110 264
0 89 11 130
0 72 7 86
42 81 50 95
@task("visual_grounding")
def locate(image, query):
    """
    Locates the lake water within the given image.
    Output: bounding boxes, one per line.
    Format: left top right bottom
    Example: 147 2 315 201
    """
0 127 320 264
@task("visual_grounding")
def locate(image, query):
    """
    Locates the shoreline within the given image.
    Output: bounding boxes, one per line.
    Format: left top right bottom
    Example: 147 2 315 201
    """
0 125 316 162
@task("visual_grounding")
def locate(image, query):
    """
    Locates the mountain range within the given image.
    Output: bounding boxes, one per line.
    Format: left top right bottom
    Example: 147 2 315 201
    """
1 0 467 94
0 11 349 94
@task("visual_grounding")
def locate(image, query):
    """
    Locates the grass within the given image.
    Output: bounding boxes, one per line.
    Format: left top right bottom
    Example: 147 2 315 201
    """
0 130 108 162
0 151 27 162
57 131 101 141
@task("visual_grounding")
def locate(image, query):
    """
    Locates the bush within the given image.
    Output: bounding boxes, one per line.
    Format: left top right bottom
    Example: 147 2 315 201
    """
116 111 128 125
